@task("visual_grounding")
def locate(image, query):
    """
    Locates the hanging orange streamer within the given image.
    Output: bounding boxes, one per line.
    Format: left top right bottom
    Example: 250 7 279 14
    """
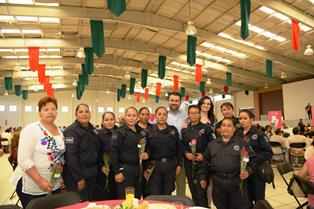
173 75 179 90
195 64 202 84
156 83 161 96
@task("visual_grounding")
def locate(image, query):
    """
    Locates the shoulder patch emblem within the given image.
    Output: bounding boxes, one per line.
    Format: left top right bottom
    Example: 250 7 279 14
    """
252 134 258 140
65 137 74 144
112 134 118 140
199 128 205 135
233 145 240 151
236 124 241 128
170 130 176 135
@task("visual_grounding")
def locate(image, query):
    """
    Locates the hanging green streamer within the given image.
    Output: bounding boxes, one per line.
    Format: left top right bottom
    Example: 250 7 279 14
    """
226 72 232 86
14 85 21 96
117 89 121 102
22 90 28 100
107 0 126 17
155 95 159 103
121 84 126 98
158 55 166 79
90 20 105 57
240 0 251 40
141 69 148 89
187 35 197 66
4 77 13 91
180 87 186 97
199 81 205 92
266 60 273 77
84 48 94 75
129 78 136 94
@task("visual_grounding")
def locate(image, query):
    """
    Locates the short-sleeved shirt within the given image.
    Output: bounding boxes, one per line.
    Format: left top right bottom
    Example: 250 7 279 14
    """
306 156 314 207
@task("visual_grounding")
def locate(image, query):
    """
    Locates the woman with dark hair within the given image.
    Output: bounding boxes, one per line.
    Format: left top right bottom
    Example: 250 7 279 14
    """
198 96 215 125
94 112 118 200
63 103 102 201
110 107 147 199
239 109 273 208
198 117 252 209
145 106 183 195
12 96 65 208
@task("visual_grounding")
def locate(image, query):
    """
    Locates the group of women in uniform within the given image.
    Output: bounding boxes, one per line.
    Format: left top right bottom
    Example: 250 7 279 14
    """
14 95 273 209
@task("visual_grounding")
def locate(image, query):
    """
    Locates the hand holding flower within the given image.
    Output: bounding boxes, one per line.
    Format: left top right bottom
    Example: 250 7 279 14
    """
101 166 110 176
185 152 195 161
140 152 148 160
195 153 204 161
200 180 207 189
239 170 249 180
176 166 181 177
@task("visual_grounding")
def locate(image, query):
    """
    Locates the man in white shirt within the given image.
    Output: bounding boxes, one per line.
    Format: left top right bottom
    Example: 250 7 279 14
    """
167 91 188 196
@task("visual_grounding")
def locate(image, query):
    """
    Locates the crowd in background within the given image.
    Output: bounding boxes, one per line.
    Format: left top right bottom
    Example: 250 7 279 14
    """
0 94 313 209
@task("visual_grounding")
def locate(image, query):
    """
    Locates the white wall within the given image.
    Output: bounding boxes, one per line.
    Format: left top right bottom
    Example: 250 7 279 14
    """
283 78 314 120
0 90 168 128
233 91 254 115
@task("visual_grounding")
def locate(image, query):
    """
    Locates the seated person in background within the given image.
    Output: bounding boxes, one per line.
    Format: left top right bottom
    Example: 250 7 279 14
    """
305 140 314 160
270 128 286 154
286 127 310 150
8 131 20 170
1 127 13 144
265 125 273 139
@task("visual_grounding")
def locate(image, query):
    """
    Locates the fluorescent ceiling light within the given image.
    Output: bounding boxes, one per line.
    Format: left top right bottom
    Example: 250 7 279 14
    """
7 0 33 4
39 17 60 23
309 0 314 3
0 15 14 22
21 29 42 34
218 33 265 50
54 76 64 80
16 16 38 22
0 49 13 52
0 0 6 3
1 29 21 33
47 65 63 69
39 55 62 58
34 2 59 7
46 48 60 52
259 6 312 32
235 21 287 42
196 51 232 63
201 42 247 58
14 48 28 52
171 61 194 69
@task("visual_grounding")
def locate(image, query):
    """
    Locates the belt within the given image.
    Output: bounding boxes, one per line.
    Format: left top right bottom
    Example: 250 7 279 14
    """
214 172 239 180
155 157 175 163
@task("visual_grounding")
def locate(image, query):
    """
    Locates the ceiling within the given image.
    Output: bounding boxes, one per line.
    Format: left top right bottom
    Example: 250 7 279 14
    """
0 0 313 98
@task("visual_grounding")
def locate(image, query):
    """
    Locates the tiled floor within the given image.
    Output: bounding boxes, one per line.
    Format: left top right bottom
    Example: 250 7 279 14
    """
0 154 307 208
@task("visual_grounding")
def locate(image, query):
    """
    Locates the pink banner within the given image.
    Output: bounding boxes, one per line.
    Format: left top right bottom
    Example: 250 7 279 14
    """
268 111 282 129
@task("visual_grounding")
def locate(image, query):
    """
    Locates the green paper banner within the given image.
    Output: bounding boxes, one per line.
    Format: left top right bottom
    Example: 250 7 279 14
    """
14 85 22 96
4 77 13 91
81 64 89 86
117 89 121 102
90 20 105 57
141 69 148 89
76 86 82 100
187 35 197 66
199 81 205 92
121 84 126 98
129 77 135 94
158 55 166 79
22 90 28 100
155 95 159 103
84 48 94 75
266 59 272 77
226 72 232 86
107 0 126 17
180 87 186 97
240 0 251 40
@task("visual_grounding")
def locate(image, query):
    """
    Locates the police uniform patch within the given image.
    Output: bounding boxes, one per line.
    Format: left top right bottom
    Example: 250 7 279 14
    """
233 145 240 151
93 129 99 135
252 134 258 140
140 131 146 137
112 134 118 140
65 137 74 144
170 130 176 135
236 124 241 128
199 129 205 135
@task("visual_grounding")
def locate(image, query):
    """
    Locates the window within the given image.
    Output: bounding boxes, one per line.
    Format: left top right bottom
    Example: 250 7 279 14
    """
0 105 5 112
118 107 125 113
107 107 113 112
25 105 32 112
9 105 17 112
98 107 105 113
61 106 68 112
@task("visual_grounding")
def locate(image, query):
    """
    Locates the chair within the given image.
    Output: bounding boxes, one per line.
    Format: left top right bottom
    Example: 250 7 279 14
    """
0 138 10 153
276 162 307 208
253 199 273 209
269 141 285 162
289 142 306 166
145 195 194 206
294 174 314 195
26 191 81 209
